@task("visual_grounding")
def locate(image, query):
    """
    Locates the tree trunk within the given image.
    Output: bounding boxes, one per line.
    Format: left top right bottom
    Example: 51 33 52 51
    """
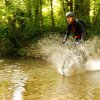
66 0 73 11
35 2 40 28
50 0 55 31
39 0 43 29
75 0 90 21
62 0 66 13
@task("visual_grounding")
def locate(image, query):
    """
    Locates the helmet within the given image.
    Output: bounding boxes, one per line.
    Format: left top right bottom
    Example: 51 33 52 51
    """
66 11 74 17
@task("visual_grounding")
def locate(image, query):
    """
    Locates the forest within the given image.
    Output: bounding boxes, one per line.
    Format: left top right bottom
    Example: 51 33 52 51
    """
0 0 100 57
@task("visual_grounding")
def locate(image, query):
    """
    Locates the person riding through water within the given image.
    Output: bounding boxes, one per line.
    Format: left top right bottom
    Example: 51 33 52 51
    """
63 11 86 44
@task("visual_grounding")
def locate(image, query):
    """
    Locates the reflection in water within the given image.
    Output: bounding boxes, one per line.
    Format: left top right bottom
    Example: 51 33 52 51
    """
40 72 100 100
12 69 28 100
0 59 100 100
0 60 28 100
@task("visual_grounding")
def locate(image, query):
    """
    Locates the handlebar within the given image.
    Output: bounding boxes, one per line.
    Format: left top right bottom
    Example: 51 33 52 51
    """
64 42 79 45
63 39 84 45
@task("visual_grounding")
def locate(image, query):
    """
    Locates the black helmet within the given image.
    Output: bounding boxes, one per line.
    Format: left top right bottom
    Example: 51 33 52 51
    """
66 11 74 17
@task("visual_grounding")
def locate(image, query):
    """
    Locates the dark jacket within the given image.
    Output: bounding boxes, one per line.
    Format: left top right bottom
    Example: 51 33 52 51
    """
65 19 85 39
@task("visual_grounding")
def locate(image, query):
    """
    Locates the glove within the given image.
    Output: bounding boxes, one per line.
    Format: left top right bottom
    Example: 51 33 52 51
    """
75 42 79 45
65 41 69 44
62 38 67 44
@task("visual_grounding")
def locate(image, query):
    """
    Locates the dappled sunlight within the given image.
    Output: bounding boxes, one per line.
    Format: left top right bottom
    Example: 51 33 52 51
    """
42 7 49 13
0 60 28 100
53 0 60 7
42 0 61 16
0 0 100 99
89 0 100 23
0 58 100 100
53 0 61 12
12 69 28 100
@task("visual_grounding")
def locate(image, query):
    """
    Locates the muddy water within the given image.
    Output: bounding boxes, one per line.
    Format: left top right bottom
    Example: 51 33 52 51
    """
0 58 100 100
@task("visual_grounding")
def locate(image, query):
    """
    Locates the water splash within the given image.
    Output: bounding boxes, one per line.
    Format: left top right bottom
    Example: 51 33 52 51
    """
85 58 100 71
38 34 100 76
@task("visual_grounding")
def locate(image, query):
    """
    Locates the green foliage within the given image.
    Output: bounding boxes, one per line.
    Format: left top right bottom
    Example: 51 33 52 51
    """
17 48 26 56
0 0 100 57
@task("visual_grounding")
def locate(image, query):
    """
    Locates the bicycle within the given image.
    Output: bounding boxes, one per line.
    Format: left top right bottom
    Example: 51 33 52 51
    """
61 39 86 76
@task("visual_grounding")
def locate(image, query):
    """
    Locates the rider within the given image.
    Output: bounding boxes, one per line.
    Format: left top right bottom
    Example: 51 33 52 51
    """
63 11 86 44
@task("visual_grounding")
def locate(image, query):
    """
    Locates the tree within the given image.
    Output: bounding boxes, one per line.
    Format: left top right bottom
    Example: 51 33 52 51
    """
50 0 55 31
75 0 90 21
65 0 73 11
39 0 43 29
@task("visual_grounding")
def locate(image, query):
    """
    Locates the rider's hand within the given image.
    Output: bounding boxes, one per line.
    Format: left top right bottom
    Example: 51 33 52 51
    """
65 41 69 44
62 39 67 44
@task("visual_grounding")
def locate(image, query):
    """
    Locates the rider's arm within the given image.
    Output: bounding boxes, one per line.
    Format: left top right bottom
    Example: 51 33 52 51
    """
64 25 71 40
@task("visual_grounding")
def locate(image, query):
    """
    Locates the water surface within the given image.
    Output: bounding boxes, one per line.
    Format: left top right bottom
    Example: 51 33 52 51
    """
0 58 100 100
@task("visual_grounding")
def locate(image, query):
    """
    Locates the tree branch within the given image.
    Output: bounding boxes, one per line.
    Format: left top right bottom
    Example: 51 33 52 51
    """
66 0 71 6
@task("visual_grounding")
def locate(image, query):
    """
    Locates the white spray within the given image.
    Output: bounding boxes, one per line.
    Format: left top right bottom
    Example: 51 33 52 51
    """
38 34 100 76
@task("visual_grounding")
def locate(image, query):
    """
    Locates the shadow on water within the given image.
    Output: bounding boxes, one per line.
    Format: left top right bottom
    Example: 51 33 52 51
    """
0 58 100 100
